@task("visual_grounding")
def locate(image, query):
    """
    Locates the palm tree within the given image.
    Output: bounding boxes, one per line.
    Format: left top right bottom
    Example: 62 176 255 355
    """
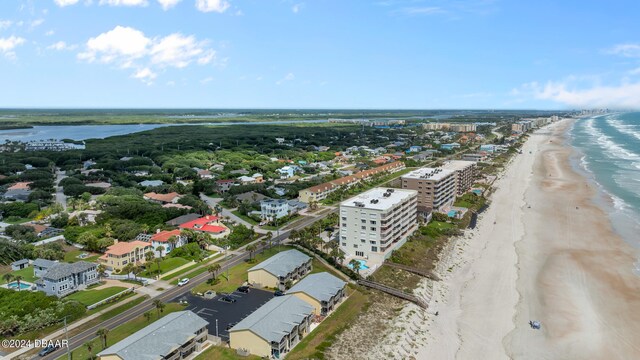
246 244 257 262
97 264 107 279
145 250 155 263
167 236 178 253
265 231 273 249
132 265 142 281
13 275 23 291
96 328 109 349
3 273 14 285
207 263 221 281
84 341 94 360
156 245 165 260
143 311 152 323
153 299 165 318
154 257 162 276
349 259 361 274
122 263 134 279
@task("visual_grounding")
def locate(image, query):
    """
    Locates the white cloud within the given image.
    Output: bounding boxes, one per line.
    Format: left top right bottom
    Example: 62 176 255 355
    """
45 30 55 36
606 43 640 58
292 3 303 13
0 36 26 58
200 76 213 84
132 67 157 84
150 33 214 68
30 19 45 29
630 67 640 75
78 26 218 83
0 20 13 30
157 0 181 10
99 0 149 6
47 41 76 51
195 0 230 13
54 0 81 6
166 80 176 86
276 72 295 85
514 79 640 109
78 25 150 63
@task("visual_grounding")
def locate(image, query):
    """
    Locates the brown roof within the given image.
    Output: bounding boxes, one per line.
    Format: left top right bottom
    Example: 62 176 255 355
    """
8 182 32 190
105 241 152 256
144 192 180 203
303 161 404 194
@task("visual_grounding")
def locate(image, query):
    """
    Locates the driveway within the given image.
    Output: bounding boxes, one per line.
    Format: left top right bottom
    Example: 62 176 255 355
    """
171 288 274 340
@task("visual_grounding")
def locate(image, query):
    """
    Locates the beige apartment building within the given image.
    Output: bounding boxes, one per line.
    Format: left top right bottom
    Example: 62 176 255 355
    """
442 160 477 195
401 167 456 214
98 240 153 272
339 187 417 264
247 249 312 290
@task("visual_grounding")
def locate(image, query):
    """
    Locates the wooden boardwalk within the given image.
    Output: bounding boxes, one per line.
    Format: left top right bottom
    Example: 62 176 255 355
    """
384 261 440 281
358 279 428 309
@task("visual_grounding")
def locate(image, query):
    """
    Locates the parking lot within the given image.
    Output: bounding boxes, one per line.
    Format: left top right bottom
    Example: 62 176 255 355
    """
171 288 274 340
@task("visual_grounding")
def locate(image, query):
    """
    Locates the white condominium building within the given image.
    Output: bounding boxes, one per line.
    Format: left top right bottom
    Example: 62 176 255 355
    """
339 188 418 264
442 160 477 195
401 167 457 214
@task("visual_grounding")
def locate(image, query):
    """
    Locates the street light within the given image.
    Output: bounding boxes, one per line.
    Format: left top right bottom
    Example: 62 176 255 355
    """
216 319 219 337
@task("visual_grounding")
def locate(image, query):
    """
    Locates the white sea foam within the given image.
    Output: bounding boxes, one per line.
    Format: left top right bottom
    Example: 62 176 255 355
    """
607 116 640 141
583 118 640 166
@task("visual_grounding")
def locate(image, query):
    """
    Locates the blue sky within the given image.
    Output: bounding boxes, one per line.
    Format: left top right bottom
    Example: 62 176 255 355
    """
1 0 640 109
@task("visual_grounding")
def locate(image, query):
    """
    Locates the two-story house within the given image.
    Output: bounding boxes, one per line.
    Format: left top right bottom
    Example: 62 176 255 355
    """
35 261 99 297
99 240 153 272
150 229 187 257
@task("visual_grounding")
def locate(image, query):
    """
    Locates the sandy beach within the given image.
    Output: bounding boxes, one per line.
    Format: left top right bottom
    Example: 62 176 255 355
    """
412 119 640 359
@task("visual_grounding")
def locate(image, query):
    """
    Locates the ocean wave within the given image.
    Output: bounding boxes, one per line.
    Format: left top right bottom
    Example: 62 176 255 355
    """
583 118 640 166
606 116 640 141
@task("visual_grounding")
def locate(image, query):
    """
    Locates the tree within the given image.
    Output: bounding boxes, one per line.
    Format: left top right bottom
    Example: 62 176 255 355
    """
96 328 109 349
132 265 142 281
122 263 134 279
154 257 162 276
153 299 165 318
13 275 23 291
207 263 221 281
143 311 152 323
97 264 107 279
167 235 178 252
265 231 273 249
84 341 94 360
349 259 361 274
246 244 257 262
156 245 165 260
145 250 155 263
2 273 14 285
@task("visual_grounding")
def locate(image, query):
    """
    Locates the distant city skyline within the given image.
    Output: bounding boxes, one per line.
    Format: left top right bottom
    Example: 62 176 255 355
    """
1 0 639 109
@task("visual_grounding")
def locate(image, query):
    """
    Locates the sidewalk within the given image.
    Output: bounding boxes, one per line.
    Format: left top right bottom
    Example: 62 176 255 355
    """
5 294 143 359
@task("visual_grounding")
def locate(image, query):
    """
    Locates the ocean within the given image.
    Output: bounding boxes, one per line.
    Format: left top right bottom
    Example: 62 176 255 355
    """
570 112 640 274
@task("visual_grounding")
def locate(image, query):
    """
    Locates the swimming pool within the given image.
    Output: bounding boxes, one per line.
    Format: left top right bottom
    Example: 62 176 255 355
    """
8 282 31 290
447 210 458 217
472 189 482 195
347 259 370 270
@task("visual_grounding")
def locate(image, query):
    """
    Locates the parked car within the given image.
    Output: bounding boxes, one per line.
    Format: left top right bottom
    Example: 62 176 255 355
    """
274 290 284 297
178 278 190 286
237 286 250 293
220 294 236 303
38 345 59 357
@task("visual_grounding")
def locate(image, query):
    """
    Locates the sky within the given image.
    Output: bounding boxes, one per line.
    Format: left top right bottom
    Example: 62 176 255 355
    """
1 0 640 109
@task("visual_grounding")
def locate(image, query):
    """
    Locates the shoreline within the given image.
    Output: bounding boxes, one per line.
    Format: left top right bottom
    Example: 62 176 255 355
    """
386 118 640 359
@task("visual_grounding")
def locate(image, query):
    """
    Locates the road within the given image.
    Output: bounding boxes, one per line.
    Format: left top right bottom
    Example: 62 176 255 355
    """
54 169 67 210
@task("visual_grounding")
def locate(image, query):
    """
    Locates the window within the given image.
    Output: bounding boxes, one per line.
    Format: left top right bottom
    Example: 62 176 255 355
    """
342 242 347 246
370 241 376 244
370 227 377 231
370 220 377 224
342 223 347 227
361 226 366 230
353 244 358 248
361 219 366 223
342 217 346 221
360 239 365 243
356 251 364 257
341 236 346 240
371 246 378 252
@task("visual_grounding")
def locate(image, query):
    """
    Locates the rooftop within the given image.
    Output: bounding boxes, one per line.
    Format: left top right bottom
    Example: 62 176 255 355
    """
402 167 455 181
33 258 57 268
179 216 226 234
442 160 476 171
7 182 31 190
286 272 346 303
165 213 201 226
340 187 417 211
229 295 314 343
105 241 152 256
150 229 182 243
97 311 208 360
41 261 97 281
143 192 180 203
248 249 310 277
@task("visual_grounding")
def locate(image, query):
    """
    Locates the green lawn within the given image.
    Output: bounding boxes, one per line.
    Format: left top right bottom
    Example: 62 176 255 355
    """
231 210 258 225
64 249 101 263
58 302 185 360
191 246 293 294
0 265 37 284
66 286 128 306
287 287 369 360
195 345 261 360
3 217 30 224
140 257 190 277
161 253 222 282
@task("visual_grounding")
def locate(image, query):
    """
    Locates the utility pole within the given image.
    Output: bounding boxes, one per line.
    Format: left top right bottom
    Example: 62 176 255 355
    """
64 316 71 360
216 319 219 337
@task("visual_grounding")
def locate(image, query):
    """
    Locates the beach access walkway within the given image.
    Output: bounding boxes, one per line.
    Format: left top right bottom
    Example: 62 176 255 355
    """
358 279 428 309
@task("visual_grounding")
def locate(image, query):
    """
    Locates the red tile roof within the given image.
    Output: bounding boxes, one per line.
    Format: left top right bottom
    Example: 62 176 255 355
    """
179 216 227 234
150 229 182 243
105 241 152 256
144 192 180 203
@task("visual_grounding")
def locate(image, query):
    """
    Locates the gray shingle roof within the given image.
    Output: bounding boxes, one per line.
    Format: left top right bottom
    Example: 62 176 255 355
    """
230 295 314 343
41 261 96 281
165 213 201 226
248 249 310 278
33 258 57 269
11 259 29 266
97 311 208 360
286 272 346 303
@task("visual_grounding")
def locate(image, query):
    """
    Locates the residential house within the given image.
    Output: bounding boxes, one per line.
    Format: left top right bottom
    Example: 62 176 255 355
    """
277 165 300 179
165 213 201 227
179 216 229 238
440 143 461 151
260 199 307 220
407 145 423 153
139 180 164 187
11 259 29 271
238 173 264 185
35 261 99 297
286 272 347 316
215 179 235 193
99 241 153 272
229 295 314 358
196 169 214 179
97 311 208 360
247 249 312 290
149 229 187 257
462 153 488 162
33 258 58 277
143 192 181 204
